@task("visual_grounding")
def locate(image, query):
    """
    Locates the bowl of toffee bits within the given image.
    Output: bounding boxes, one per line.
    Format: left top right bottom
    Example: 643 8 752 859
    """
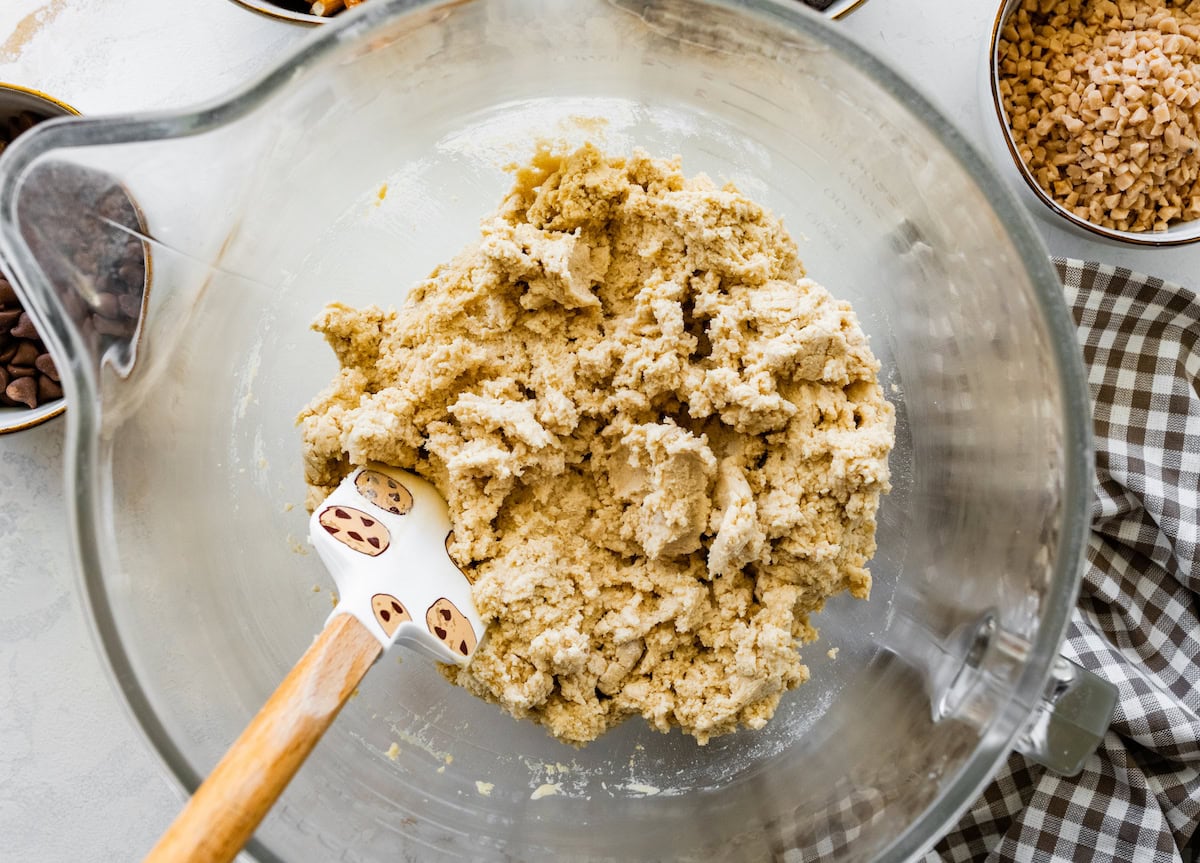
0 84 78 432
989 0 1200 245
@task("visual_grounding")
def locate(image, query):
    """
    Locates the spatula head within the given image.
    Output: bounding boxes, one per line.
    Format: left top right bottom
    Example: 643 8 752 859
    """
309 463 485 665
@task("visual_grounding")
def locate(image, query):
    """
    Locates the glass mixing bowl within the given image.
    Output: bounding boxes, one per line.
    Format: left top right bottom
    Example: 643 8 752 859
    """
0 1 1113 860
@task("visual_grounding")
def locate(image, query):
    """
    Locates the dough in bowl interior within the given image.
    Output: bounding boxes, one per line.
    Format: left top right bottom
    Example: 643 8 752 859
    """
300 143 896 744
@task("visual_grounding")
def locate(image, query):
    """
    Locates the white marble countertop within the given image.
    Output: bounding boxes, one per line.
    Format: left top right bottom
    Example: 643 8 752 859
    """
0 1 1192 860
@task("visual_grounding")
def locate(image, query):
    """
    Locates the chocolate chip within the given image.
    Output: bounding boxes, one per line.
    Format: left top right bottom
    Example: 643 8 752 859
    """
118 292 142 319
9 112 35 135
361 517 375 527
0 344 15 364
435 626 447 639
118 261 141 283
459 641 469 655
348 531 364 542
36 376 62 402
93 292 120 319
93 315 134 337
34 353 58 381
0 310 20 331
8 366 35 379
391 601 402 614
0 280 15 305
322 524 340 535
5 377 36 408
62 292 84 319
440 609 452 621
335 508 349 518
11 341 38 367
380 609 391 622
367 536 380 549
10 313 38 340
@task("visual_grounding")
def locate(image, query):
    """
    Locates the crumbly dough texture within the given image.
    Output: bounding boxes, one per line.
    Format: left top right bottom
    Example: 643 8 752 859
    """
299 144 895 745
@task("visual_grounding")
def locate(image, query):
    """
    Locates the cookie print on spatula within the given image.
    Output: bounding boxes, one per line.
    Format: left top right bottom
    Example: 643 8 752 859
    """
426 597 478 658
318 505 390 556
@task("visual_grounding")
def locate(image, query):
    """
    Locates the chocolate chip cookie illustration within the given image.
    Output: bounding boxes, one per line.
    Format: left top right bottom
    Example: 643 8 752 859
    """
371 593 412 637
355 469 413 516
426 598 477 657
318 505 390 556
445 531 476 585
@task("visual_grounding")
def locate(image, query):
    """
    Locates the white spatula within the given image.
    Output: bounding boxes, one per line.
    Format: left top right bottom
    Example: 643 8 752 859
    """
143 463 483 863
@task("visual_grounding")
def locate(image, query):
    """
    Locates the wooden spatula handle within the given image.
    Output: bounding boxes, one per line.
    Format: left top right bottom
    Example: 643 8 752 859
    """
143 613 382 863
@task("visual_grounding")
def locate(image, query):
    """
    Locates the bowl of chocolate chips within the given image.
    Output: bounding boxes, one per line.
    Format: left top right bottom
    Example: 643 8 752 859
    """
0 269 62 431
0 83 150 433
0 84 76 433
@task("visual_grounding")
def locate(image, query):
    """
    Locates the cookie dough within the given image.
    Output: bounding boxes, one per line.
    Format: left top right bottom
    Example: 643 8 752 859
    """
299 143 895 744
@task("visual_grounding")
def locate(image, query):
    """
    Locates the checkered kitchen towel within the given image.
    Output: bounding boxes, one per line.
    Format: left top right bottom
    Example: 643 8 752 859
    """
929 259 1200 862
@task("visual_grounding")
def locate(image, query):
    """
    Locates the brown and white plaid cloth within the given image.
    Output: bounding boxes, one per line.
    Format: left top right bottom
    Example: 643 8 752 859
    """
929 259 1200 862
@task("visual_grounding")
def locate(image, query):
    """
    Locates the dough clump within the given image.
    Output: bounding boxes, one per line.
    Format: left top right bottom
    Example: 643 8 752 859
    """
299 144 895 744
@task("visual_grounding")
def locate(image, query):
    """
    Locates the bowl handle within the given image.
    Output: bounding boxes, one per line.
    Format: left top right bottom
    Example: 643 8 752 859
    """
1012 656 1118 776
893 611 1117 777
